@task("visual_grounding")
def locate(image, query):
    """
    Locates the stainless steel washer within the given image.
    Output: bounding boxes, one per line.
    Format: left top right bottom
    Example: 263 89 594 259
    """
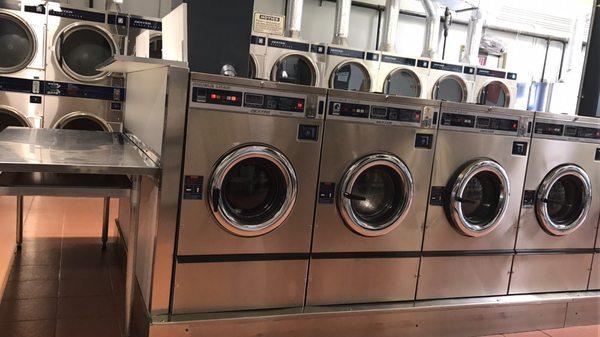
511 112 600 294
0 76 43 130
172 73 326 314
418 102 533 300
306 90 439 305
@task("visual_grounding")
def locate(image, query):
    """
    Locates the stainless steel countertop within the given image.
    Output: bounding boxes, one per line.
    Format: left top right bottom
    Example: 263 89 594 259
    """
0 128 160 176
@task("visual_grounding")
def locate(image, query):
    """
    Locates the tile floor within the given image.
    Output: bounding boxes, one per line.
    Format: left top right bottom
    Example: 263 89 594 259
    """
0 196 597 337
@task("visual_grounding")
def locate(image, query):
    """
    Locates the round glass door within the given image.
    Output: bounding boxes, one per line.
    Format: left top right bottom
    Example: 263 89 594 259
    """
271 54 316 86
0 106 31 131
446 159 510 237
54 112 111 132
149 34 162 59
209 145 298 237
433 75 467 102
384 68 421 97
330 61 371 92
478 81 510 107
56 25 116 81
535 165 592 236
338 154 413 237
0 12 36 74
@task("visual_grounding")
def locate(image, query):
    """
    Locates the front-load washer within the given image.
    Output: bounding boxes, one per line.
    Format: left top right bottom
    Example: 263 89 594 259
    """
306 90 439 306
263 36 325 87
473 67 518 108
45 2 125 86
322 45 380 92
172 73 326 314
510 113 600 295
417 102 534 300
0 76 43 130
43 81 124 132
125 14 162 58
248 32 267 79
426 61 475 103
376 54 430 98
0 0 46 80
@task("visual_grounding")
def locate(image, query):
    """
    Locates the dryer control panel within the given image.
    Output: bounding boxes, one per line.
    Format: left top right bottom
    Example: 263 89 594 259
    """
439 108 533 138
190 82 325 120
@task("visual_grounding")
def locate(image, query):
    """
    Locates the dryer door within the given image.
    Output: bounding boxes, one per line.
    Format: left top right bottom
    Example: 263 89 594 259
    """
0 105 31 131
0 11 36 74
338 154 414 237
384 68 422 97
478 81 510 107
209 145 298 237
433 74 467 102
535 165 592 236
446 159 511 237
271 54 316 86
330 61 371 92
55 24 116 82
53 112 112 132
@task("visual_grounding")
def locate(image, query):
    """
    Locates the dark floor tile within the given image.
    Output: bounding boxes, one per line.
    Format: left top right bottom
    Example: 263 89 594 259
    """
58 277 112 298
0 298 58 322
2 280 59 300
13 251 61 267
9 265 60 282
57 296 116 319
59 265 109 281
55 318 121 337
0 320 56 337
19 239 62 253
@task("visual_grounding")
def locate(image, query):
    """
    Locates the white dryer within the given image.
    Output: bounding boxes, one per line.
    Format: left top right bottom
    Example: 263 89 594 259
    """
262 35 325 87
322 45 380 92
473 67 518 108
376 53 430 97
248 32 267 79
426 60 475 103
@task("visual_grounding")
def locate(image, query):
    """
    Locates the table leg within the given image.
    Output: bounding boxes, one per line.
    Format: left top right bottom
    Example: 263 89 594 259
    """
124 176 141 337
102 197 110 250
16 195 23 250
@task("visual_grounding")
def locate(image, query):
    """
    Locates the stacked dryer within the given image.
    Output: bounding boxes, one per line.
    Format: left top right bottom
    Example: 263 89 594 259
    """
473 66 518 108
426 60 476 103
0 0 46 130
511 113 600 294
418 102 533 300
307 90 439 305
43 2 125 132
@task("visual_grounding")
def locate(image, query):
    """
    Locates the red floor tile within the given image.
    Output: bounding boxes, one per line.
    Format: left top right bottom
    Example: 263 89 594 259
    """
55 318 121 337
543 325 600 337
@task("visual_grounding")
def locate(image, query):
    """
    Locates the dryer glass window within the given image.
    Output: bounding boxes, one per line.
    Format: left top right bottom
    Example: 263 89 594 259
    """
435 77 465 102
149 35 162 59
0 108 29 131
479 81 508 107
350 165 406 228
385 69 421 97
0 13 35 73
459 172 502 226
545 175 585 225
332 62 371 92
273 55 314 86
221 157 288 226
59 27 114 78
57 116 109 132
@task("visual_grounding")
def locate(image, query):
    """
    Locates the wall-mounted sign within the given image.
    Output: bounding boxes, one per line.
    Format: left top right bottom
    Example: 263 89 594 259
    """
253 12 285 36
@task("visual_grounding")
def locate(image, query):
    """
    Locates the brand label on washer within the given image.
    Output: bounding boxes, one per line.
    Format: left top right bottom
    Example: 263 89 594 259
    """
253 12 284 36
183 176 203 200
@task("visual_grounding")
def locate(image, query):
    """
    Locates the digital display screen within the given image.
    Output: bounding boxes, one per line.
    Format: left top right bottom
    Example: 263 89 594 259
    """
535 122 564 136
192 87 242 107
441 113 475 128
243 93 305 113
329 102 370 118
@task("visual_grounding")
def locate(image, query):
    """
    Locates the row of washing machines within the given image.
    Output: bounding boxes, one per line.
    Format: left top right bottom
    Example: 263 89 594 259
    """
0 0 162 132
249 33 517 108
170 72 600 315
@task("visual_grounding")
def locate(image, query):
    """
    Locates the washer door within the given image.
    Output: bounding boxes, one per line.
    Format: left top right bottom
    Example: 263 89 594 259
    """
433 75 467 102
330 61 371 92
478 81 510 107
0 11 36 74
446 159 510 237
338 154 414 237
209 145 298 237
535 165 592 236
54 112 112 132
0 105 32 131
271 54 316 86
56 24 116 82
384 68 421 97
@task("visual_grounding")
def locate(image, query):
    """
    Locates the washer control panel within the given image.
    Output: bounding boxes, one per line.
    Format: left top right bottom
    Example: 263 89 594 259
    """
327 99 437 129
439 108 532 138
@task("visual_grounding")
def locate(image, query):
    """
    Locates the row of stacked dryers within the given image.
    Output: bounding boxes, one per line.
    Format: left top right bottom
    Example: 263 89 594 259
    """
170 71 600 315
249 0 517 109
0 0 162 133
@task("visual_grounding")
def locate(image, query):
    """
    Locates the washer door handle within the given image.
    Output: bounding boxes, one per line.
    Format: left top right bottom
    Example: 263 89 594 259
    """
211 188 221 213
455 196 477 204
343 192 366 202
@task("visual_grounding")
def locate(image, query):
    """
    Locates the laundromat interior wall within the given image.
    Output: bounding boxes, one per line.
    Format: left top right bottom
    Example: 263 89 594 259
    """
58 0 593 115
